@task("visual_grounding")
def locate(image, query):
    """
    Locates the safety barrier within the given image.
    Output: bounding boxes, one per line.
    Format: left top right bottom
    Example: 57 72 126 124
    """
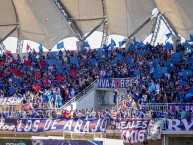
144 103 168 111
60 80 96 110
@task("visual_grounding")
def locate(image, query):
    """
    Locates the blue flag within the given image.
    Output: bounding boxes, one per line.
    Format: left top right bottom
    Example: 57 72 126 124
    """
187 56 193 64
140 42 147 49
170 52 182 64
97 48 105 59
23 66 30 72
49 52 58 58
119 40 126 47
185 88 193 101
110 38 116 48
39 44 43 52
187 48 192 54
137 50 144 56
90 58 97 66
179 80 188 86
116 54 125 62
111 60 117 66
9 86 16 95
148 82 156 91
70 57 79 66
83 41 90 48
153 58 160 65
128 56 135 67
165 33 172 39
12 77 21 86
57 42 64 49
190 34 193 42
183 42 191 48
164 42 173 50
180 70 192 78
153 65 163 80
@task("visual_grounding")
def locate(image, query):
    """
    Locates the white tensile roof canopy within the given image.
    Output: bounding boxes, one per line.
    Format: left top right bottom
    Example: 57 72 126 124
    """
0 0 193 50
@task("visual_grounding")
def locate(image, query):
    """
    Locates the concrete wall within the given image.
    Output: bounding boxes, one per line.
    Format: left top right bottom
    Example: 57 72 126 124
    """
64 87 128 111
95 89 127 110
64 87 96 111
169 137 193 145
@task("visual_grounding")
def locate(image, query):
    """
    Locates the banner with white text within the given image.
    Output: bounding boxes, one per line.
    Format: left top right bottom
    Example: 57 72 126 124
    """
16 118 107 133
96 78 138 89
121 118 165 144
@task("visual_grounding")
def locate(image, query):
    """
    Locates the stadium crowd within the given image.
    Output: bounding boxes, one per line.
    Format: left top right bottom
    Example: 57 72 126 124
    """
0 40 193 122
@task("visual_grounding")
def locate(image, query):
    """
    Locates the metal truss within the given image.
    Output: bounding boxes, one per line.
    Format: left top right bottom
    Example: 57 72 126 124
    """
16 39 24 53
0 43 6 52
53 0 83 40
101 0 108 47
162 14 178 36
150 12 162 46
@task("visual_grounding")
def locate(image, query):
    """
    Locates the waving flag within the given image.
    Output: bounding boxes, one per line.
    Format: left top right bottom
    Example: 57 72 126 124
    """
11 59 17 64
35 71 41 79
57 41 64 49
5 50 12 57
165 33 172 39
185 88 193 101
45 77 51 85
119 40 126 47
83 41 90 48
40 60 46 68
70 57 79 66
0 61 6 65
26 44 32 52
56 75 64 81
9 86 16 95
32 84 41 91
110 38 116 48
180 70 192 78
190 34 193 42
164 42 173 50
24 59 31 66
183 42 191 48
11 69 24 77
170 52 182 64
39 44 43 52
12 77 21 85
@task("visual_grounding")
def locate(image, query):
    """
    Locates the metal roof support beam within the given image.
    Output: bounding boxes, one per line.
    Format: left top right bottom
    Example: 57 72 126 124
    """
0 43 6 52
101 0 108 47
150 12 162 46
162 14 178 36
16 39 24 53
0 25 18 44
82 19 105 41
128 17 152 39
53 0 84 40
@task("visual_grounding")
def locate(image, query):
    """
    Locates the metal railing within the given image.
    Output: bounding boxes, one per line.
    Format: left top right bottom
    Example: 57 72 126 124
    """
60 80 96 110
144 103 169 111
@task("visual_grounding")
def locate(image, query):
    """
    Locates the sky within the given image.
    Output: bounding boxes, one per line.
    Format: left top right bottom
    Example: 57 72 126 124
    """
1 18 185 53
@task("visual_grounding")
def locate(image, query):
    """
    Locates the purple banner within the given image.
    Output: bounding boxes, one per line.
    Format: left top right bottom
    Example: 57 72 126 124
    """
17 118 107 133
32 140 103 145
97 78 137 88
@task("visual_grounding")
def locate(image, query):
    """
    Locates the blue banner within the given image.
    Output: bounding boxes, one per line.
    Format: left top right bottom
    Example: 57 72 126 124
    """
17 118 107 133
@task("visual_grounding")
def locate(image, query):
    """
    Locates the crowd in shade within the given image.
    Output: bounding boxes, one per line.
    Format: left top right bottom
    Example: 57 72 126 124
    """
0 38 193 121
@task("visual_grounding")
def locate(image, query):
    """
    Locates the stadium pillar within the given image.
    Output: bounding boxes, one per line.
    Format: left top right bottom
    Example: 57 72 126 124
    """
172 35 181 53
162 134 169 145
124 38 133 49
124 38 129 49
76 40 83 52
